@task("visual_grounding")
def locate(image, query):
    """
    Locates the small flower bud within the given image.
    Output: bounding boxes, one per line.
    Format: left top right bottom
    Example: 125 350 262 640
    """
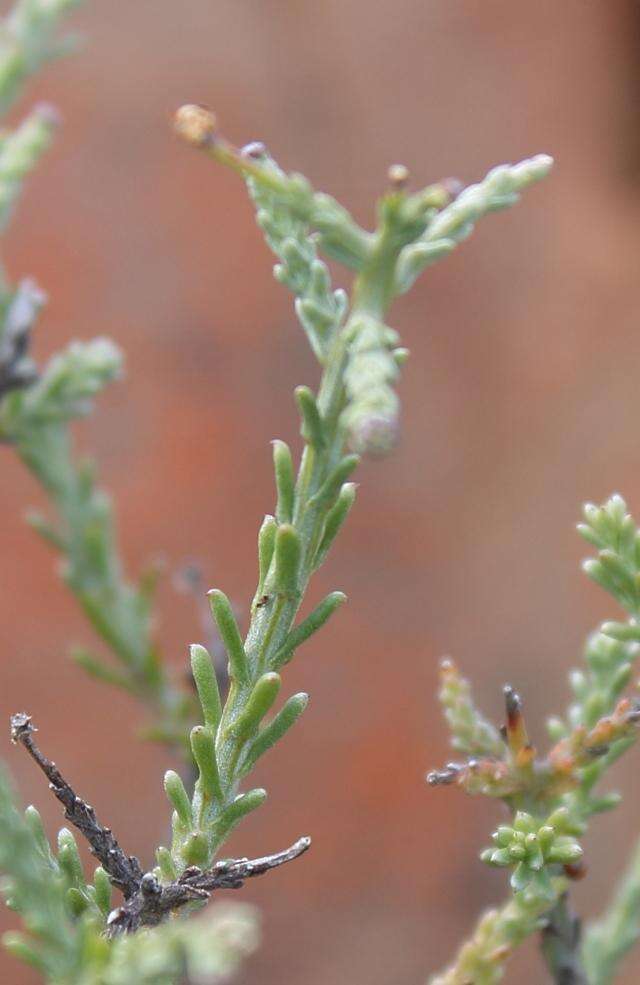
388 163 409 189
174 104 217 147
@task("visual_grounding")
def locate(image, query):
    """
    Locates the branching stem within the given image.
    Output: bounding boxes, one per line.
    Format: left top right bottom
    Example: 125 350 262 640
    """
10 712 310 934
107 836 310 935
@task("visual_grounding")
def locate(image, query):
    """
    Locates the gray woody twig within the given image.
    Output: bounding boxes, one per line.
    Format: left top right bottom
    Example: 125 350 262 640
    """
106 836 311 935
10 712 143 897
10 712 310 932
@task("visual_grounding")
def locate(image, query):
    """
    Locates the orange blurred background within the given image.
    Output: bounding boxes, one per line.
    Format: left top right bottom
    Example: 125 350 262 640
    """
3 1 640 982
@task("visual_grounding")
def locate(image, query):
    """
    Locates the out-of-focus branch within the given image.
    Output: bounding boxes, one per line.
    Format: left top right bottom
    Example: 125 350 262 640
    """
0 338 198 749
541 895 587 984
0 0 80 115
582 836 640 984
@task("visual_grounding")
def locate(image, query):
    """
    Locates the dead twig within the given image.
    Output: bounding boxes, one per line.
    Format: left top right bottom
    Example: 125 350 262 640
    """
10 712 143 897
10 712 310 933
106 836 311 934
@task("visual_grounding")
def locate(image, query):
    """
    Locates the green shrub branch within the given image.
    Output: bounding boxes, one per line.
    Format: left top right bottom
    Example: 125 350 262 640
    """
430 496 640 983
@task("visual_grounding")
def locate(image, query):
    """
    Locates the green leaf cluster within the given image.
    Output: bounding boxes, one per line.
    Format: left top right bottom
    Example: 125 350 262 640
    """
481 808 583 902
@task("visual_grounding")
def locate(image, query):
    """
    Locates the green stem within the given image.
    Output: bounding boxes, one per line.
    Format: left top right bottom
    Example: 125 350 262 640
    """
201 130 371 265
541 894 588 984
208 278 387 857
429 882 568 985
582 836 640 984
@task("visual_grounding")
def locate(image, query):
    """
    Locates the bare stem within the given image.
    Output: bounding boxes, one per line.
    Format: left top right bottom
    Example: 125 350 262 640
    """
107 836 311 935
10 712 143 897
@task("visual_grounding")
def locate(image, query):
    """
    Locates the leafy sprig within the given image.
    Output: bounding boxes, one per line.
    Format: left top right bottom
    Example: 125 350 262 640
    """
168 105 551 874
430 495 640 983
0 11 556 976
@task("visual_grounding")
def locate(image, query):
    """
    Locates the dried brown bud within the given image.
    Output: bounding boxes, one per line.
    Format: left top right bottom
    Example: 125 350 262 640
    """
174 104 217 147
515 744 536 769
503 684 530 757
563 860 587 881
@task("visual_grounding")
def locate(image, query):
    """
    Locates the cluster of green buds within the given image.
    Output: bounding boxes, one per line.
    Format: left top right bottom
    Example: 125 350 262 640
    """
481 808 584 901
